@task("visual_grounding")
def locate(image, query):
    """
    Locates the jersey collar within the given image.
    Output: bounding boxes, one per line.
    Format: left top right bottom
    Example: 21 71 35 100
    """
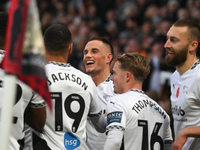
190 59 200 70
129 89 145 94
105 74 112 82
48 61 71 67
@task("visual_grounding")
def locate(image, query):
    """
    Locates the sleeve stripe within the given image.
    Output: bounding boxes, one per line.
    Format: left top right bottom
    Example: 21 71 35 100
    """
106 125 125 134
88 110 102 117
29 101 46 108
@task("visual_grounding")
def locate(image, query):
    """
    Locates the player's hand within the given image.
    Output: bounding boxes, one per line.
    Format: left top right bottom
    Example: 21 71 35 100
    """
172 130 187 150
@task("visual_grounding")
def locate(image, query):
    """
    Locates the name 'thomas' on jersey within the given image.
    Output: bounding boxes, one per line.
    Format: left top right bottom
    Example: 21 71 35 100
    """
106 89 173 150
35 61 102 150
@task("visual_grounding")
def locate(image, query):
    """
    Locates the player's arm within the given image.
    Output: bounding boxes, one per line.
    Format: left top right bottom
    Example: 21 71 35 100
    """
89 81 107 133
164 115 173 150
104 128 124 150
88 111 107 133
172 126 200 150
103 97 126 150
24 93 46 131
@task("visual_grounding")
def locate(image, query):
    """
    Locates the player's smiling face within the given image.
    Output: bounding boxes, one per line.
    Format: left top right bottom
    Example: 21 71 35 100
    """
83 40 109 75
164 26 190 67
111 61 126 94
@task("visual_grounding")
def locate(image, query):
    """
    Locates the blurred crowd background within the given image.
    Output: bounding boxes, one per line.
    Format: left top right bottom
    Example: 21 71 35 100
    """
1 0 200 127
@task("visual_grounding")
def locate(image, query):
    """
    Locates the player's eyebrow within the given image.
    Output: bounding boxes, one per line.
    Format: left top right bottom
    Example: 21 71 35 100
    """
166 35 179 41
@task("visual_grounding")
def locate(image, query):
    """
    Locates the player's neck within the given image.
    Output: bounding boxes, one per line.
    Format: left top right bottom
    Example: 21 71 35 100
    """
124 79 142 93
176 56 198 76
46 53 68 64
91 69 111 86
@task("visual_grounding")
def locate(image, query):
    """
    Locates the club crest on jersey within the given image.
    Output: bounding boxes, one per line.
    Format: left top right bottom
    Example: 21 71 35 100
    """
107 111 122 125
183 85 188 94
64 132 80 149
176 87 180 98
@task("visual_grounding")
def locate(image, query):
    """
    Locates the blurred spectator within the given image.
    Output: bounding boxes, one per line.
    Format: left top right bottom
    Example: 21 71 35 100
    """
191 8 200 21
41 12 54 33
68 35 88 71
143 35 175 92
144 4 161 27
124 38 147 58
105 9 119 38
177 7 190 20
137 19 154 41
123 16 140 39
144 35 165 92
154 19 172 36
165 0 179 22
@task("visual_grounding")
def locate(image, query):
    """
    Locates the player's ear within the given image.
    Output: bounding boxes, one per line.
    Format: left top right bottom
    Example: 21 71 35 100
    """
126 72 132 82
189 40 198 52
106 53 113 64
68 43 73 54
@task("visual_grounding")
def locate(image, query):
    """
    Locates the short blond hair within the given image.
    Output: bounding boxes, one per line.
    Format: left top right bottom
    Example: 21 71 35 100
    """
117 52 150 82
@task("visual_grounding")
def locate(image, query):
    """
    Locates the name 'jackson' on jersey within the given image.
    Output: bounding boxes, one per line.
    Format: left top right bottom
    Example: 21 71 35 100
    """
46 71 88 91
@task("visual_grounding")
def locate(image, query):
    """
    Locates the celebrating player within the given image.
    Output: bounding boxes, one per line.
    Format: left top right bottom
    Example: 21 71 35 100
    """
165 19 200 150
104 53 173 150
0 12 46 150
33 24 106 150
83 36 115 150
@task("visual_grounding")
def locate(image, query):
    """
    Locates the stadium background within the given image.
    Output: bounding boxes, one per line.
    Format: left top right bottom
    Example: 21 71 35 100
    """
1 0 200 138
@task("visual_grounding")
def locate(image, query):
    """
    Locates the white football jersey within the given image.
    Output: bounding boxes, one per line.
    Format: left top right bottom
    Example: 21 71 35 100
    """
0 52 45 150
170 60 200 150
106 89 173 150
36 61 102 150
86 75 115 150
0 50 4 63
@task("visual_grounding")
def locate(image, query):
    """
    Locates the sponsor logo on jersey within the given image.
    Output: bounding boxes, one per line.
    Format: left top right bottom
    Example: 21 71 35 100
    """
107 111 122 125
64 132 80 149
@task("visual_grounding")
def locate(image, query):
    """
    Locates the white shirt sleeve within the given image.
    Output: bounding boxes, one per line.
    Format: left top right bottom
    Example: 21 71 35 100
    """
89 112 107 133
104 129 124 150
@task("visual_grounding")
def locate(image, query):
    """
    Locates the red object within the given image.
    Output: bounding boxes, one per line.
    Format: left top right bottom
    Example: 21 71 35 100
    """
176 87 180 98
3 0 52 110
3 0 29 74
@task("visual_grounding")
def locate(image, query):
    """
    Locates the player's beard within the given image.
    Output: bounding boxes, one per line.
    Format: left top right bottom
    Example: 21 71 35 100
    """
165 46 188 67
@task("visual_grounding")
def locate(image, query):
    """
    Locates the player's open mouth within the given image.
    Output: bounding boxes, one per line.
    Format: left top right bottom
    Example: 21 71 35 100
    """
86 61 94 66
167 51 173 56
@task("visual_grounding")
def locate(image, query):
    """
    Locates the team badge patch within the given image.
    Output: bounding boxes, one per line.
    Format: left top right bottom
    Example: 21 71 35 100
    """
107 111 123 125
64 132 80 149
183 85 188 93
